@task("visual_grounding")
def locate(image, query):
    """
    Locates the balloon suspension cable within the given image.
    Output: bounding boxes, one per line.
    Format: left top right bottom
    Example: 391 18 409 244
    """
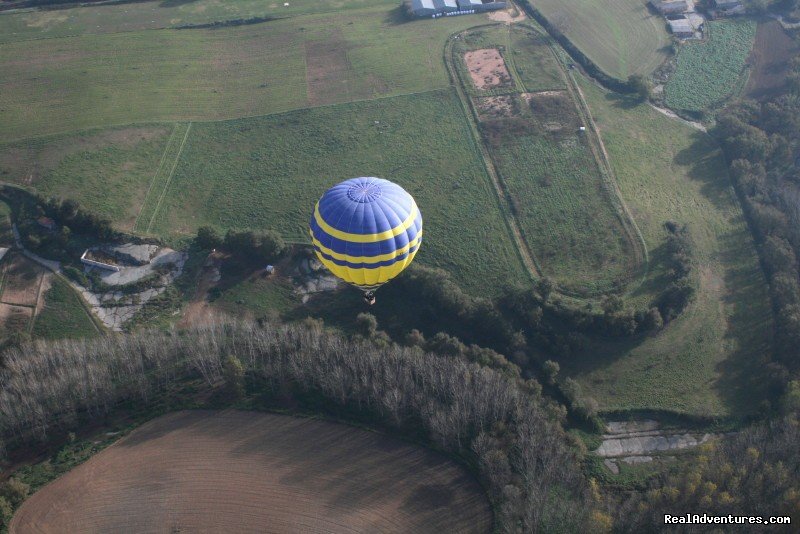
363 290 376 306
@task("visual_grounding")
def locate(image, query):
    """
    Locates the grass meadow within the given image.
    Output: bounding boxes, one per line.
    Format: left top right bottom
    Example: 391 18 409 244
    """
0 4 483 142
149 89 528 295
665 19 757 114
564 75 773 416
533 0 671 79
0 125 173 230
32 276 98 340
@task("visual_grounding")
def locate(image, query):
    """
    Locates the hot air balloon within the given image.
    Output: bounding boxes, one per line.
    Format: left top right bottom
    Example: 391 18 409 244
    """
309 177 422 305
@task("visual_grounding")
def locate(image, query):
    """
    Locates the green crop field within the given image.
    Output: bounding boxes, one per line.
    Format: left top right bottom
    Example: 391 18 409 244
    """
562 75 773 416
123 89 525 297
0 0 394 44
454 25 638 293
665 19 757 114
0 4 481 142
509 27 566 92
32 276 99 340
532 0 671 79
0 125 173 230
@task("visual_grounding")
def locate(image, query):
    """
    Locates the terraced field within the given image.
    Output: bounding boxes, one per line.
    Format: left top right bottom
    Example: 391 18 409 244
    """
531 0 670 79
11 410 492 534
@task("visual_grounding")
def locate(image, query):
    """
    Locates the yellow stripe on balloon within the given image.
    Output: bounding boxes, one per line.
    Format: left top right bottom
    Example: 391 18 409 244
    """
310 230 423 264
321 248 419 288
314 201 419 243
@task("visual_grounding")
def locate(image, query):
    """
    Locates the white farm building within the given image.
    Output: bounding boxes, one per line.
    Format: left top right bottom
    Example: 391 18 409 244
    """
407 0 505 17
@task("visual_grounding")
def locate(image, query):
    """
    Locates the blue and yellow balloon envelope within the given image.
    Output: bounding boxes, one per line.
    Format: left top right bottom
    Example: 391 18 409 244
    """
309 177 422 292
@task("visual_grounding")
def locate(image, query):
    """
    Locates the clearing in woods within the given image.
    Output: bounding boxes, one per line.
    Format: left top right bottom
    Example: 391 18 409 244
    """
10 410 492 534
531 0 671 79
559 75 773 416
452 25 642 294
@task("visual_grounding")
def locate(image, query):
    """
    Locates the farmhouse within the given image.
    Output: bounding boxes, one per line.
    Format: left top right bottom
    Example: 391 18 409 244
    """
668 17 695 37
651 0 691 14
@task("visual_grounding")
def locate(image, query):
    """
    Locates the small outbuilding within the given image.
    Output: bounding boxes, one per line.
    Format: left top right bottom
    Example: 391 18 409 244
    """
651 0 691 14
668 17 695 37
36 217 56 231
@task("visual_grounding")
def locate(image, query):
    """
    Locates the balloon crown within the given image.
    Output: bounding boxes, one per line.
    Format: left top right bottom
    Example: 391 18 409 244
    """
346 180 383 203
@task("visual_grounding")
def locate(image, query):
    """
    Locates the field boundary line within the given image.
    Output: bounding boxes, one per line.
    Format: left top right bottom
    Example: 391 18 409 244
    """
132 123 179 233
145 122 192 234
444 27 542 283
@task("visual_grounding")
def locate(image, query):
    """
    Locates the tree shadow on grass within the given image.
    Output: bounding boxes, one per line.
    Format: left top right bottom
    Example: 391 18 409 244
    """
603 91 641 111
710 226 773 415
384 5 413 26
673 131 737 212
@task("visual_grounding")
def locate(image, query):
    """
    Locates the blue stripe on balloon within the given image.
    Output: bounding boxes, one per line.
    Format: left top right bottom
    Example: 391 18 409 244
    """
313 242 420 270
309 213 421 257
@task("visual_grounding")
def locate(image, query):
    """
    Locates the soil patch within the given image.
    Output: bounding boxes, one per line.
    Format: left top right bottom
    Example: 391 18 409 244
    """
463 48 513 90
745 20 798 100
10 410 492 534
474 95 519 121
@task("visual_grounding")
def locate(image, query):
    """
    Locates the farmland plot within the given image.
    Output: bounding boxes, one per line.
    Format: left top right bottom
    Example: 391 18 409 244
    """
0 6 483 141
454 26 639 293
532 0 671 79
11 410 492 534
665 19 757 114
146 89 528 296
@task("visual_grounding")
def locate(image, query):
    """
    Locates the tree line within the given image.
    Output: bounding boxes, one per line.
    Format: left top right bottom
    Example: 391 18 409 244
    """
0 321 596 532
714 50 800 391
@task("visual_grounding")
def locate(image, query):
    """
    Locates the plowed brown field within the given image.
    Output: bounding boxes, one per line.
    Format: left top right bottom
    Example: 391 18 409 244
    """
11 410 492 534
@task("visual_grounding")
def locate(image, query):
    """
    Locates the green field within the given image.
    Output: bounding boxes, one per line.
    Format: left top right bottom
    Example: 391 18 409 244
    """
532 0 671 79
0 0 394 44
454 25 638 293
0 4 483 141
32 276 99 340
665 19 757 114
509 27 566 92
0 125 173 230
150 89 528 295
562 75 773 416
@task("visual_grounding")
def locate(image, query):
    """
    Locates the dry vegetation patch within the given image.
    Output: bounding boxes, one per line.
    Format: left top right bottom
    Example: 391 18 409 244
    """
11 410 492 534
463 48 513 90
1 255 44 308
